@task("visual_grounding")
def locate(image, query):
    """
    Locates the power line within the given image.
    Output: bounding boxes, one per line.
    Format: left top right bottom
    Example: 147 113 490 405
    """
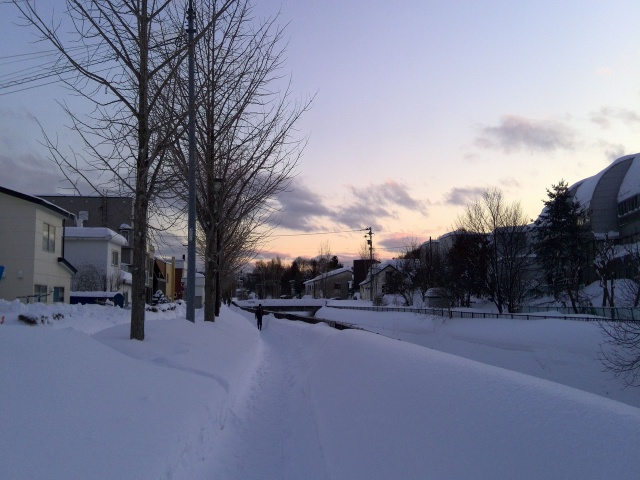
271 228 366 238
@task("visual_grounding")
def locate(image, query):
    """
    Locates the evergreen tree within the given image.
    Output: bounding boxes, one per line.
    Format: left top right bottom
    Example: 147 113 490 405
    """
533 180 590 312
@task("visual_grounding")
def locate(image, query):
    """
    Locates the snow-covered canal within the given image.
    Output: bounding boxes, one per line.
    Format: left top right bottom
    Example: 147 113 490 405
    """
205 307 640 479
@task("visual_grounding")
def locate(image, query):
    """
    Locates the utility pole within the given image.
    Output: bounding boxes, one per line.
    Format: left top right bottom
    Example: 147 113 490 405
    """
186 0 196 322
365 227 374 300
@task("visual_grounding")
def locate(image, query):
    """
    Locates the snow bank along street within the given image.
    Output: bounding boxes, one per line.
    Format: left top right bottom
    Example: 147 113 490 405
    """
1 300 639 479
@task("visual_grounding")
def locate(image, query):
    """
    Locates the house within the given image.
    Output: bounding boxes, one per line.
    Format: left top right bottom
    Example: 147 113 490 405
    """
0 185 77 303
159 256 184 301
152 256 183 302
304 267 353 299
63 226 131 305
39 194 160 303
183 271 205 308
359 262 397 301
39 195 134 267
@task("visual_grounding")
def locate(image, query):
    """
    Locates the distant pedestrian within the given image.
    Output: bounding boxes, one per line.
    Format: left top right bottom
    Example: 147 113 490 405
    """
255 304 264 331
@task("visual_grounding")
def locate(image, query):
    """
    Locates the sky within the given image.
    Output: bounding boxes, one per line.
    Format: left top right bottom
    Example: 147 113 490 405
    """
2 298 640 479
1 1 639 265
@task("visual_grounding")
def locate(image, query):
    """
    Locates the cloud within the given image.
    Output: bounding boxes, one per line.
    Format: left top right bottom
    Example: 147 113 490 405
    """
463 152 484 163
269 179 336 231
443 186 486 206
333 200 388 231
475 115 576 153
269 178 428 232
590 107 640 129
596 141 628 162
336 179 428 230
498 177 521 189
377 234 424 254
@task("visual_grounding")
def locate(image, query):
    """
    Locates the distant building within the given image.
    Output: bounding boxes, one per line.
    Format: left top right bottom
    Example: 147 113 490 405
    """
39 194 163 303
566 153 640 242
304 267 353 299
358 262 397 301
541 153 640 283
39 195 134 266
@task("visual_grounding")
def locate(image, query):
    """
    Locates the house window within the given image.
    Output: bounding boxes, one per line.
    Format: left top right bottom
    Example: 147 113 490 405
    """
53 287 65 303
42 223 56 252
34 284 48 302
111 250 119 267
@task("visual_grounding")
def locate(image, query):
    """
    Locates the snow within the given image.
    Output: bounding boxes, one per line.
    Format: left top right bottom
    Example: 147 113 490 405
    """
1 298 639 479
618 154 640 202
569 153 640 207
303 266 353 284
571 173 601 210
64 227 128 245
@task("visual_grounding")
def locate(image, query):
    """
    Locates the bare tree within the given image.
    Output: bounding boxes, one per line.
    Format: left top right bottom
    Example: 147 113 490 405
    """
165 0 310 320
384 239 423 306
456 188 533 313
599 320 640 387
11 0 234 339
619 243 640 307
593 234 618 308
251 257 285 299
358 241 372 262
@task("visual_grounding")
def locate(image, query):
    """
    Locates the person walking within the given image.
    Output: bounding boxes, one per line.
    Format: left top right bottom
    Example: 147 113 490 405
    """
255 303 264 331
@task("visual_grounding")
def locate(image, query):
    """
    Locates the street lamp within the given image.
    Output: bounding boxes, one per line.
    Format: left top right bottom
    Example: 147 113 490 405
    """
185 0 196 323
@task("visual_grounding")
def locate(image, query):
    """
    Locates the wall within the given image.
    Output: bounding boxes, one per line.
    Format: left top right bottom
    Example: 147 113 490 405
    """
0 193 72 303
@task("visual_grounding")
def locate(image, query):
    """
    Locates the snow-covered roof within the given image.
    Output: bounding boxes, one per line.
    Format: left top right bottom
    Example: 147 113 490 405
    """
304 266 352 284
570 154 638 208
359 262 397 285
64 227 128 246
571 175 599 211
565 154 638 234
617 154 640 202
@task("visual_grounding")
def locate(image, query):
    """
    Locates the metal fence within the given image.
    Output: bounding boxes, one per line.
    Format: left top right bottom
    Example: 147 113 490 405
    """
328 304 607 322
519 305 640 321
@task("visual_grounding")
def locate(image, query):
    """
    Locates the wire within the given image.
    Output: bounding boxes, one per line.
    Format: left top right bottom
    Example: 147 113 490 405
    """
270 228 367 238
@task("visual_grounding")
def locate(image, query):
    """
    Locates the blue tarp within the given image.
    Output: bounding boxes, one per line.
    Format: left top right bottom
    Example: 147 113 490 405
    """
70 292 124 308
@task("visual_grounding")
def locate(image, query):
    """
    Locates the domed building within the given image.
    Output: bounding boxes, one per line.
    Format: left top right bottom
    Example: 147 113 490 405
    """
569 153 640 243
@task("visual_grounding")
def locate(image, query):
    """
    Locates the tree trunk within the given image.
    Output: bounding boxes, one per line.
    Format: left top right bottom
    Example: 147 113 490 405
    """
204 231 216 322
130 194 148 340
130 1 149 341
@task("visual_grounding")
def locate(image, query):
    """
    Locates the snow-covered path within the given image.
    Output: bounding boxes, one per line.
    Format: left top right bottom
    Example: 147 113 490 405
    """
208 311 330 479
